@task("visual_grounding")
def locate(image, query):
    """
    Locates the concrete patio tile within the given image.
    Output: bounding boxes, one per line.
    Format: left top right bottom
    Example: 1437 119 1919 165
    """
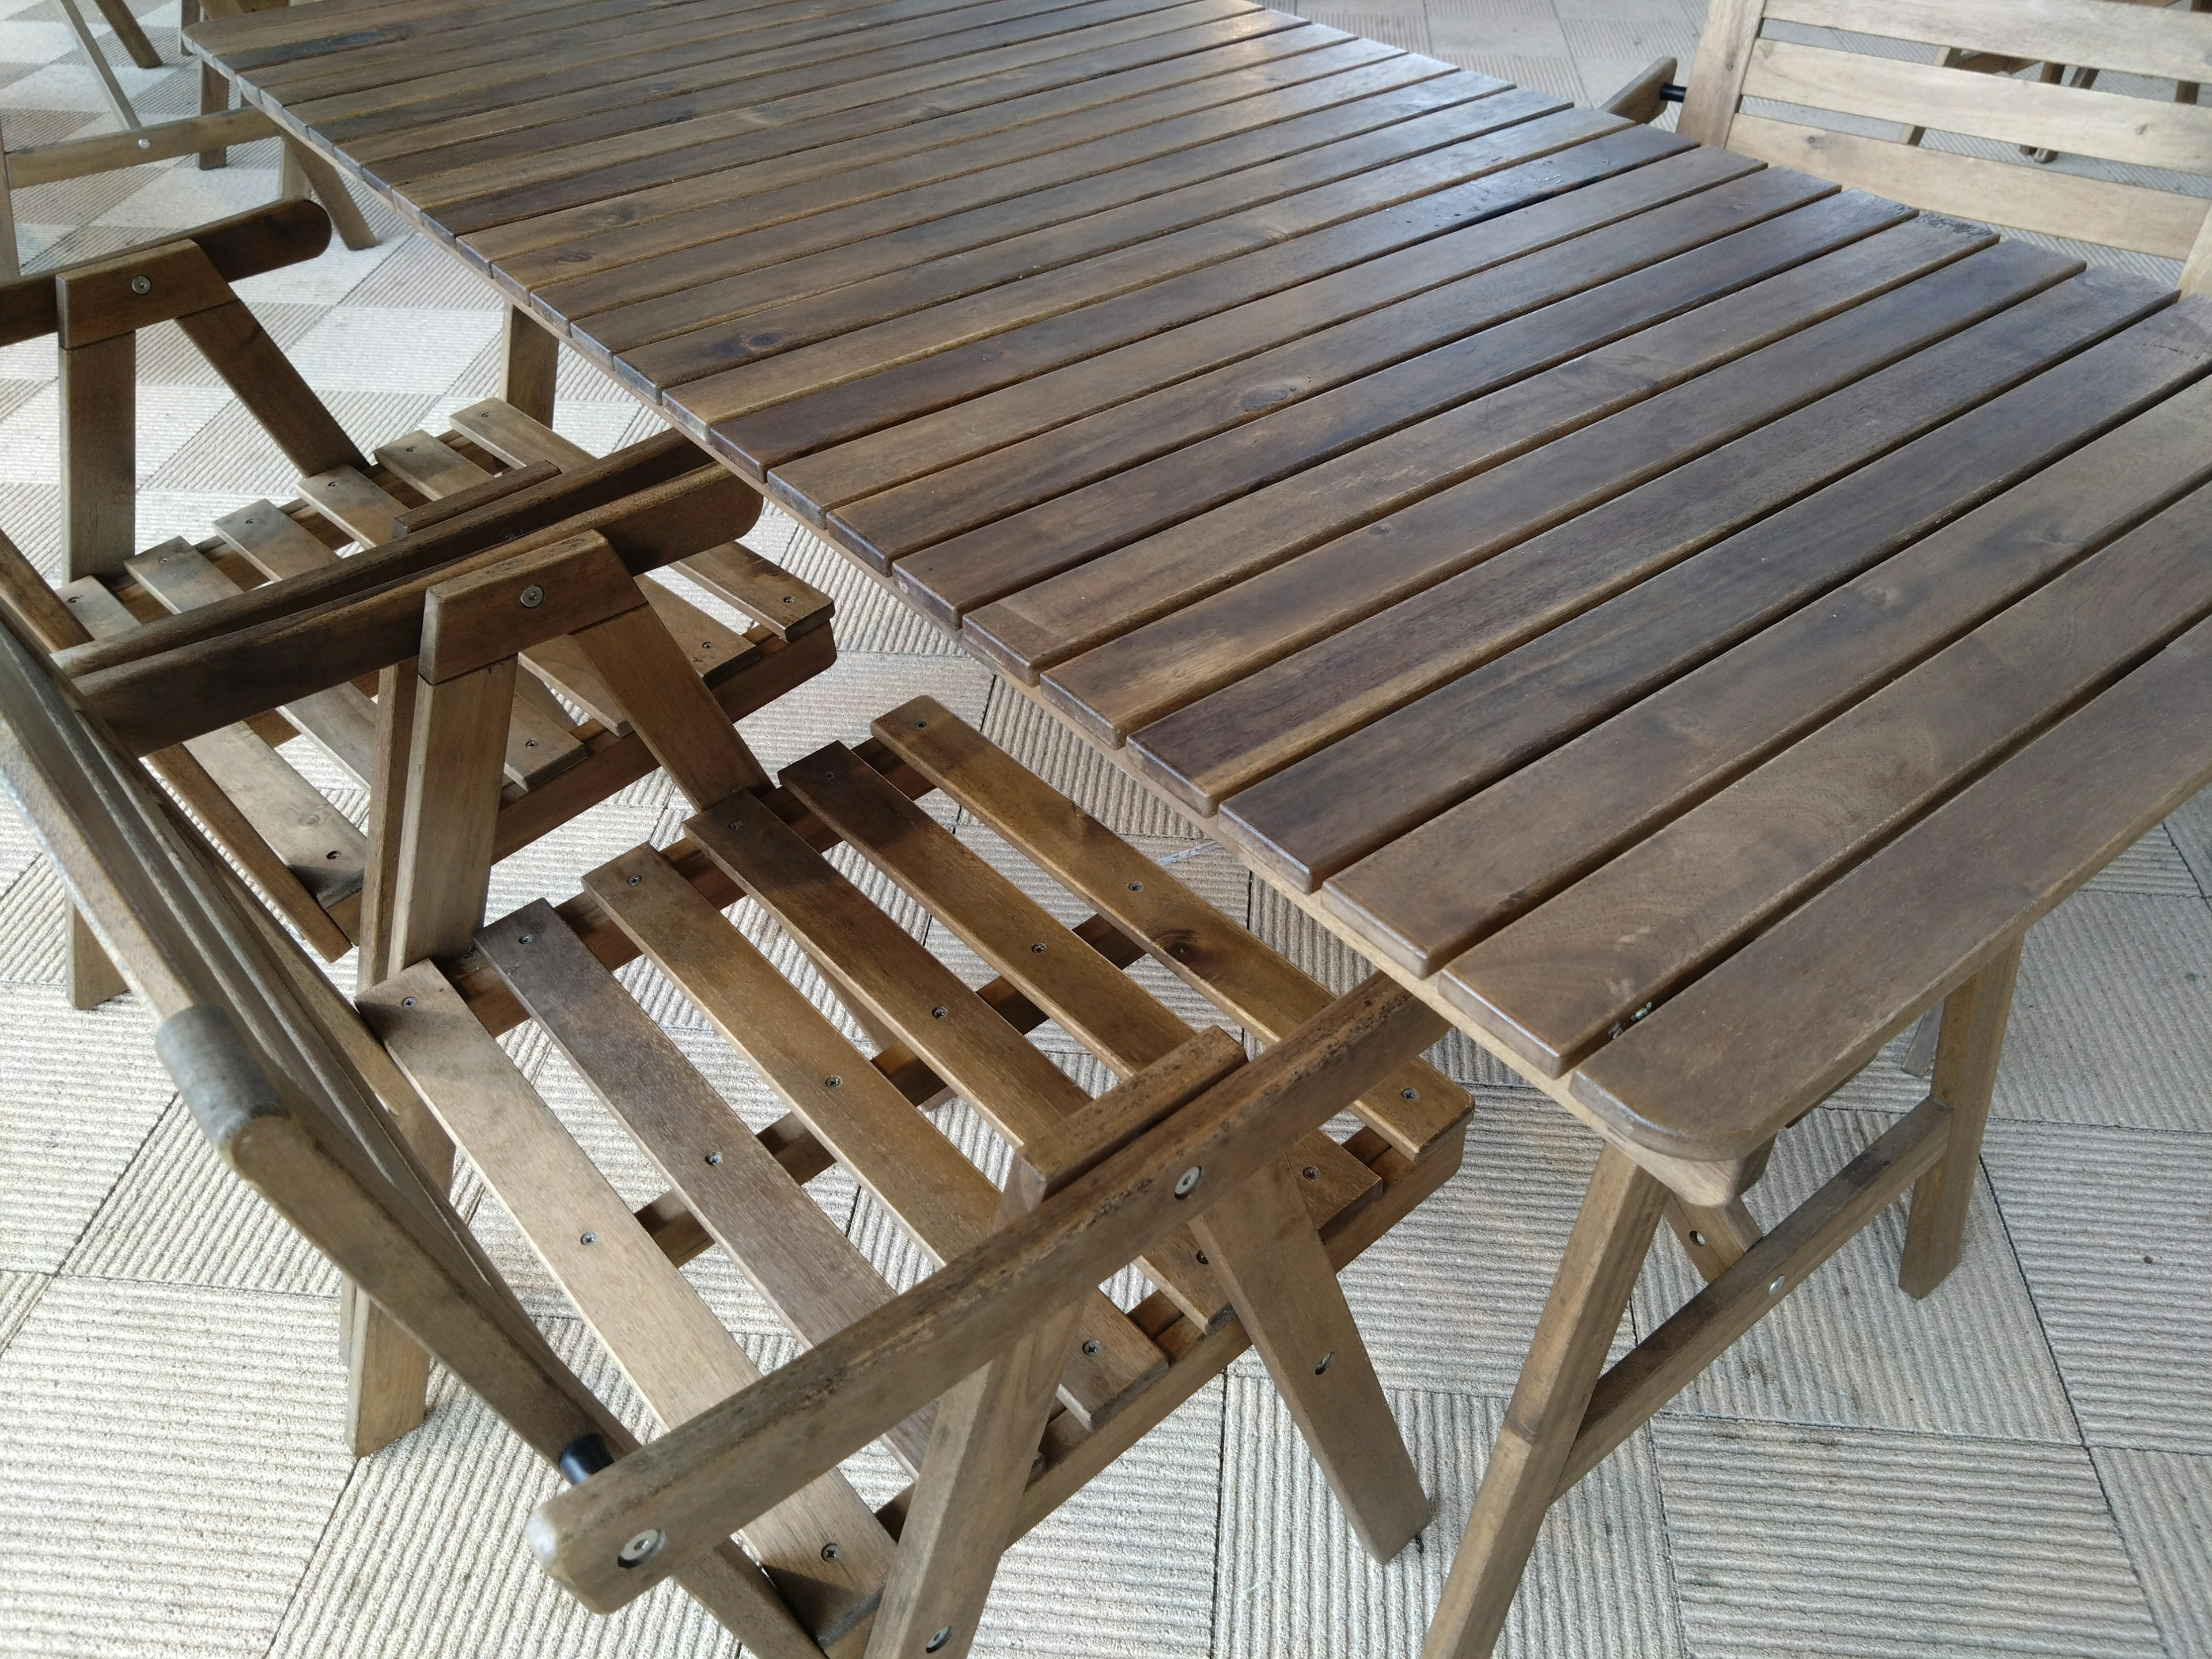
1339 1091 1633 1397
2094 1446 2212 1659
1633 1107 2078 1444
0 1278 354 1658
1982 1120 2212 1455
1215 1379 1683 1658
0 1267 46 1351
979 683 1207 841
0 982 173 1274
0 853 66 982
1652 1415 2165 1658
1990 889 2212 1134
65 1096 342 1296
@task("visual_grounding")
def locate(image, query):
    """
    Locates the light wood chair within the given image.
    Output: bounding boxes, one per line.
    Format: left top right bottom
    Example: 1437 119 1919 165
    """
1608 0 2212 290
0 554 1475 1656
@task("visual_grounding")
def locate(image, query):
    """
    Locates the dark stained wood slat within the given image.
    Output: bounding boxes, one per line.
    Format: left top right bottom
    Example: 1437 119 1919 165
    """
203 0 631 73
692 97 1634 457
1142 269 2172 817
555 26 1400 348
1445 472 2212 1076
639 74 1537 423
293 0 1096 142
1039 230 2058 747
1318 361 2212 987
701 108 1710 478
623 74 1555 394
1217 290 2212 895
387 0 1270 198
416 2 1285 222
522 39 1428 321
1571 600 2212 1161
959 209 1986 681
877 161 1883 608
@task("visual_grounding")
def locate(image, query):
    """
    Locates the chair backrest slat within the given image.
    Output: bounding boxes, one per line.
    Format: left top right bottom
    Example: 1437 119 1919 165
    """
1683 0 2212 289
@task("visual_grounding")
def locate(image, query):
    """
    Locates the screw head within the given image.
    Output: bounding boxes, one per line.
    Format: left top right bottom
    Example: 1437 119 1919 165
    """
134 136 149 149
129 275 150 294
705 1152 722 1166
401 996 416 1007
519 584 546 608
628 874 642 885
579 1231 598 1246
1400 1088 1419 1101
1127 881 1143 892
1194 1251 1208 1266
616 1529 665 1568
931 1006 948 1019
820 1542 840 1562
824 1074 842 1089
1302 1165 1319 1180
1767 1274 1786 1296
1173 1165 1203 1198
926 1630 952 1653
1030 942 1046 954
1314 1351 1334 1376
1688 1230 1707 1248
1081 1339 1101 1357
518 934 535 945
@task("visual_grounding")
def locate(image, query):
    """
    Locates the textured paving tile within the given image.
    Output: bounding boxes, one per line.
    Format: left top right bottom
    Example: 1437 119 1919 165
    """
1653 1416 2164 1658
65 1097 342 1296
0 1278 354 1658
0 982 174 1273
0 1267 46 1351
1633 1106 2078 1444
1340 1092 1633 1397
1992 891 2212 1133
979 685 1205 842
2094 1446 2212 1659
0 853 66 982
263 1317 741 1659
1216 1380 1683 1658
1983 1120 2212 1455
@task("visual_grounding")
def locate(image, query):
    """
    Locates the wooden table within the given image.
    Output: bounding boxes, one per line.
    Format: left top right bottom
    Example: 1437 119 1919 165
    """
184 1 2212 1652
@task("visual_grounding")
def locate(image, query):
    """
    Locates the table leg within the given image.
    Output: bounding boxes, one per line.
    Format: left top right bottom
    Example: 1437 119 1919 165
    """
1899 938 2021 1298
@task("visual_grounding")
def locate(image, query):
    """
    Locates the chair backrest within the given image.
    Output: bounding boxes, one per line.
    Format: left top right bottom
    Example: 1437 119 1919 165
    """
1681 0 2212 291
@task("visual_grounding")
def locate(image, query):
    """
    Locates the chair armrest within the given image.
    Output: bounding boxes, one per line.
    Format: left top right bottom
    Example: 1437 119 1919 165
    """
1602 55 1683 124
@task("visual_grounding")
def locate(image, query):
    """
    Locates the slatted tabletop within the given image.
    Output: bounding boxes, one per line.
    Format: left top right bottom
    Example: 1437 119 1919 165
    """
189 0 2212 1171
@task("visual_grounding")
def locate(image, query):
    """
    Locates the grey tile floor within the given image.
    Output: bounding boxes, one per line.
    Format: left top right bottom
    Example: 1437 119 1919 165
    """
0 0 2207 1655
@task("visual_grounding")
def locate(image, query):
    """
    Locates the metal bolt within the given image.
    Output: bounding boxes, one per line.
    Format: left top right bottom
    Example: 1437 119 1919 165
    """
1768 1274 1786 1296
519 584 546 608
1302 1165 1319 1180
1173 1165 1203 1198
1688 1230 1707 1248
926 1630 952 1653
1081 1339 1101 1356
135 136 149 149
1400 1088 1419 1101
628 874 642 885
706 1152 722 1165
1314 1351 1334 1376
820 1542 840 1562
617 1529 664 1569
129 275 152 295
824 1074 842 1088
580 1231 598 1246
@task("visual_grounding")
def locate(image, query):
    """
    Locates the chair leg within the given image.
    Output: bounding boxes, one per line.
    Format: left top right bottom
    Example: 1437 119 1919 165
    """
67 906 126 1007
501 307 560 427
85 0 160 70
1899 939 2021 1299
1424 1147 1666 1659
1663 1192 1762 1284
0 127 20 282
1193 1155 1430 1559
281 141 378 250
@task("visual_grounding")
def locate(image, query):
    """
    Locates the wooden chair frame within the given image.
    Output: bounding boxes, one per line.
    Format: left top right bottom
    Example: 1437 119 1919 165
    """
0 578 1475 1658
1664 0 2212 291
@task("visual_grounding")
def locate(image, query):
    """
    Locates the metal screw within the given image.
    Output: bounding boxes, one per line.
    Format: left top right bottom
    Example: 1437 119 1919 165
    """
1400 1088 1419 1101
1768 1274 1786 1296
1314 1351 1334 1376
628 874 642 885
824 1074 842 1088
914 719 929 729
327 850 340 859
519 934 535 945
820 1542 840 1562
926 1630 952 1653
579 1231 598 1245
706 1152 722 1165
525 737 538 747
519 584 546 608
1173 1165 1203 1198
135 135 149 149
401 997 416 1007
1302 1165 1319 1180
129 275 154 296
1194 1251 1208 1265
1688 1230 1707 1248
931 1006 948 1019
1128 881 1143 892
617 1529 664 1568
1030 942 1046 954
1081 1339 1101 1356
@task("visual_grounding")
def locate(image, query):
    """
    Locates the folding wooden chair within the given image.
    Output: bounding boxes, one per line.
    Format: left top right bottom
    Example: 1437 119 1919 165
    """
1 552 1476 1654
1612 0 2212 290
